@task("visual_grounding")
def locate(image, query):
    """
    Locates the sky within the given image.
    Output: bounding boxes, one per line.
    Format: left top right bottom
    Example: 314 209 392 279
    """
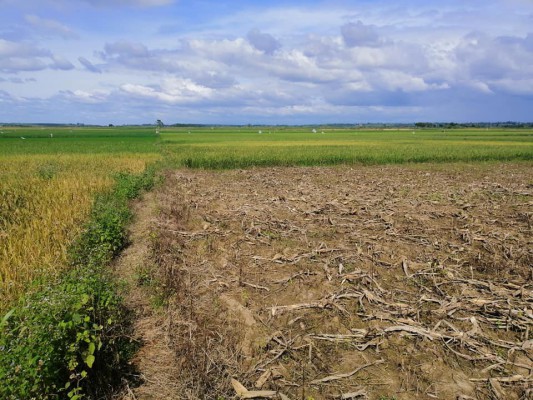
0 0 532 125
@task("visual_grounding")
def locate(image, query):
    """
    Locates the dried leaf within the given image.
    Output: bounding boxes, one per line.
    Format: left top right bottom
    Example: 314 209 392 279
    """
241 390 277 399
231 378 248 396
255 369 272 389
340 388 367 399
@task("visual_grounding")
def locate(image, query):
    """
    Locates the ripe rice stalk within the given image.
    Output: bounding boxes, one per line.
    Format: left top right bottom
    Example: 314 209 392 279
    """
0 153 159 310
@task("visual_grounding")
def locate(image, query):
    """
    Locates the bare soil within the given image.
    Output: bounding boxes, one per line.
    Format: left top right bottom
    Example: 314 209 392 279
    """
121 164 532 400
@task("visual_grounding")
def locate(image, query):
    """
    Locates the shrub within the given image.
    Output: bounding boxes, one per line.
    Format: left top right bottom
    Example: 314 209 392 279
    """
0 267 128 399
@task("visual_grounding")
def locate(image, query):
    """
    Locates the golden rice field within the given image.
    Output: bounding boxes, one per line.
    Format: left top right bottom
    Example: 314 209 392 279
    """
0 154 157 299
0 150 159 308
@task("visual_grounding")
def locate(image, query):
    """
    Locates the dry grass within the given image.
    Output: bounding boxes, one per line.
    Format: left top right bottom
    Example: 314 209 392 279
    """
0 153 158 307
135 163 532 400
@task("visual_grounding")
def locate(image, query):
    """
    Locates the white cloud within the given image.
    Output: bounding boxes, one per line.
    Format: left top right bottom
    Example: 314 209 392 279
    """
0 38 75 74
465 80 494 94
2 0 533 123
449 32 533 94
0 39 52 73
63 88 110 103
373 70 445 92
120 78 214 104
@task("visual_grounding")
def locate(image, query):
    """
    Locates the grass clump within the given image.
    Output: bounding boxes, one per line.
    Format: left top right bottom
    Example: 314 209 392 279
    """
0 168 156 399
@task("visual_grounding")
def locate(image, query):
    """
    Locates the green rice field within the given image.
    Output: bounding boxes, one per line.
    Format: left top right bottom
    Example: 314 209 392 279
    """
160 126 533 168
2 125 531 165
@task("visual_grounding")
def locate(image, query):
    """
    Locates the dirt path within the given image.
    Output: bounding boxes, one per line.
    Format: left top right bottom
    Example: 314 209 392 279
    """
114 192 182 400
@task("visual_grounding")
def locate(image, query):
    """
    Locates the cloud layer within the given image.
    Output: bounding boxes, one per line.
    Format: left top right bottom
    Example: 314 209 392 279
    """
0 0 532 123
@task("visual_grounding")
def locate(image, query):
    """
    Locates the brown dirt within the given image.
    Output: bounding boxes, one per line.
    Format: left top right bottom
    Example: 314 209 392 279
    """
113 192 183 399
122 163 532 400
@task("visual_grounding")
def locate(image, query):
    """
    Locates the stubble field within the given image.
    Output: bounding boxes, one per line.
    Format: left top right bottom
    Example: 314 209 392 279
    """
127 162 532 400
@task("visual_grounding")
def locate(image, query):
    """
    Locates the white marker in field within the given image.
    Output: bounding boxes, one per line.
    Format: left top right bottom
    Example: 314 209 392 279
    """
20 137 26 139
312 128 317 133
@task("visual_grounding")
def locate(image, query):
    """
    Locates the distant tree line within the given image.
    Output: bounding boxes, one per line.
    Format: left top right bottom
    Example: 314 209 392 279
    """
415 122 533 128
2 121 532 128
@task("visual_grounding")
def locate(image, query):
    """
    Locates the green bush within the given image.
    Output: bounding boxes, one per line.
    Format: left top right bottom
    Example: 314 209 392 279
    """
113 166 156 200
0 267 127 399
0 168 156 399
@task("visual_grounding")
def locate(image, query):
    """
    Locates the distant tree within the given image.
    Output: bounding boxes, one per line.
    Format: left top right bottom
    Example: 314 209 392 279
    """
156 119 164 128
415 122 435 128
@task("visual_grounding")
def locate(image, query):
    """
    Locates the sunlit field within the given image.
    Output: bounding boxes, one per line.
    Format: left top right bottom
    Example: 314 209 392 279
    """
0 127 159 307
1 125 532 306
161 127 533 168
0 124 531 399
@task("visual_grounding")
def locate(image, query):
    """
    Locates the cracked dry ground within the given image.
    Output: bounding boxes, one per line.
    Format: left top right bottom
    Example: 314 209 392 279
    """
124 164 532 400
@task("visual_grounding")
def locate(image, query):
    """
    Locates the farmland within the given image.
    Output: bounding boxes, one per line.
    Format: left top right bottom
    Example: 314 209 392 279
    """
161 127 532 168
0 126 159 306
137 163 532 400
0 125 532 399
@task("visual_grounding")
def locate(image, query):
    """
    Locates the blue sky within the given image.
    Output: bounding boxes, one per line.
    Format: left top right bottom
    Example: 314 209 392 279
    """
0 0 532 124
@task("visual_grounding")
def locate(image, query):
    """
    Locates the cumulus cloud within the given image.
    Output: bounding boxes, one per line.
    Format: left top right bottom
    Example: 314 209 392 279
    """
246 29 281 55
0 38 75 75
2 0 533 123
61 89 111 104
25 15 78 39
120 78 214 104
451 32 533 95
78 57 102 73
0 39 52 73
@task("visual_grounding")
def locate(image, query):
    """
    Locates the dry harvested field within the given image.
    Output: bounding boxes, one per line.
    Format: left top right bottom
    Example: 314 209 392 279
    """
123 163 532 400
